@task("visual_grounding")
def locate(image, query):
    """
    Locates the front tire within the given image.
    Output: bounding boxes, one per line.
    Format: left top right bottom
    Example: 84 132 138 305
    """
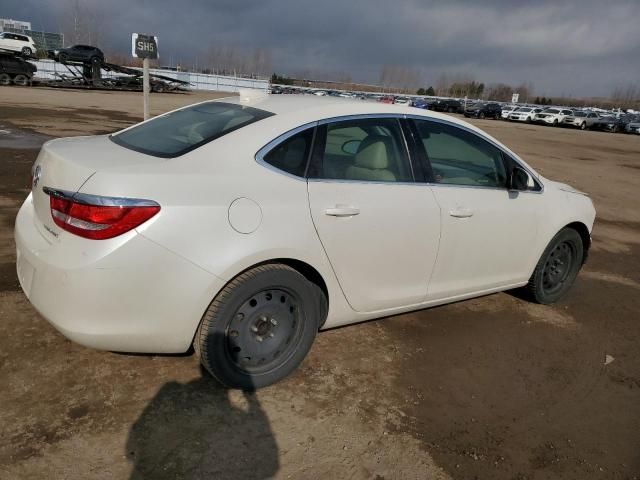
525 228 584 304
195 264 324 389
0 73 11 86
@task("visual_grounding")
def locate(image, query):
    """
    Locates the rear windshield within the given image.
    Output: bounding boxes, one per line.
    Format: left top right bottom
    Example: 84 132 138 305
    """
111 102 274 157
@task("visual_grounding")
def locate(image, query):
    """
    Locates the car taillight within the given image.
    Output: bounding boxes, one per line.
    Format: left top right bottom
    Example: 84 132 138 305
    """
45 188 160 240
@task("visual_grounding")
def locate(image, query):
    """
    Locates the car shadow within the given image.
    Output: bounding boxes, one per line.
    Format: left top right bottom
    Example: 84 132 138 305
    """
126 342 279 479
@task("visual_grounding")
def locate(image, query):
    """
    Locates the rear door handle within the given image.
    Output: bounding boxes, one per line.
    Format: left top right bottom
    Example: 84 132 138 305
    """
325 206 360 217
449 207 474 218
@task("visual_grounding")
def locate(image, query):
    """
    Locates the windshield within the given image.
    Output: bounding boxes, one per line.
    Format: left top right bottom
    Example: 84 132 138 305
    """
574 112 587 117
518 107 532 112
544 109 560 114
111 102 274 158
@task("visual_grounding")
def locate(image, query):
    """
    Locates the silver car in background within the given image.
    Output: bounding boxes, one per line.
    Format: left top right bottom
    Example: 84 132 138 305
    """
564 111 600 130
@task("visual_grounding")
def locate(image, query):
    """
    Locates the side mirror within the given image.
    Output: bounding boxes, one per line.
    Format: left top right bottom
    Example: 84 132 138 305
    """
509 166 533 191
342 139 361 155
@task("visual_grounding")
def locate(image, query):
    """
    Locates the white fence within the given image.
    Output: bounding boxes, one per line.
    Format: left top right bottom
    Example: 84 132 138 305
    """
30 59 269 92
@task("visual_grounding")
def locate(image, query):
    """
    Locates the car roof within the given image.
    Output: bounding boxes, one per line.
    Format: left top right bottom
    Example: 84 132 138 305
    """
194 93 529 161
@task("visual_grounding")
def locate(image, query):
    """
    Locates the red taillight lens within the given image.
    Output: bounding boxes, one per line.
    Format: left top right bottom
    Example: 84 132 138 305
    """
49 195 160 240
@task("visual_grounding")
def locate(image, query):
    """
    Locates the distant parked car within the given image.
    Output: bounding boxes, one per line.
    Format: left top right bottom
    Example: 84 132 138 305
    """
380 96 395 104
501 105 519 120
0 32 37 57
48 45 105 65
0 52 36 86
535 108 573 126
312 90 327 96
394 97 410 105
591 115 631 133
464 102 502 119
509 107 543 123
563 111 600 130
431 99 462 113
411 98 429 109
624 116 640 134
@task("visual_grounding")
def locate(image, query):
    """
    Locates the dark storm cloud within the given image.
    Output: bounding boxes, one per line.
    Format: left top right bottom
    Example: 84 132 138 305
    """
3 0 640 96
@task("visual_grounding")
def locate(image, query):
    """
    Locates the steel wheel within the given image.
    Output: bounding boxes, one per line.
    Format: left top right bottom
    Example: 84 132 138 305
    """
541 241 574 295
525 228 585 304
195 263 325 389
225 288 303 374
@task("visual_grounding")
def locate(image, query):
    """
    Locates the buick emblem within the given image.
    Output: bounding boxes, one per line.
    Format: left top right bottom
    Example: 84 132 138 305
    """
32 164 41 188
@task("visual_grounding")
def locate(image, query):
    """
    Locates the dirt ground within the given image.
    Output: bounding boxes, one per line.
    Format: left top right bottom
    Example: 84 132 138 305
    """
1 86 639 480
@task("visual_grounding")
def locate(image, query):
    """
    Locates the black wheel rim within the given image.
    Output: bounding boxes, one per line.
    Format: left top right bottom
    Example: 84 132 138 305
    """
542 241 574 295
225 288 303 374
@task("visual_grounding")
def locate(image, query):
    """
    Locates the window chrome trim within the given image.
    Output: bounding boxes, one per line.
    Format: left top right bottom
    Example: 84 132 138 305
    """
43 187 160 207
254 121 318 181
405 113 545 194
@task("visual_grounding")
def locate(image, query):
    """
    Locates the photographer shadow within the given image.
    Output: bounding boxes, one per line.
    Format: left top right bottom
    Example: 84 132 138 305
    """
127 346 279 479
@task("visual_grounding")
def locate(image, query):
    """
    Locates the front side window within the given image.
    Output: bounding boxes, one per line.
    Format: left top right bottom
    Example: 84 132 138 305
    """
261 128 314 177
112 102 274 157
309 118 412 183
414 119 507 188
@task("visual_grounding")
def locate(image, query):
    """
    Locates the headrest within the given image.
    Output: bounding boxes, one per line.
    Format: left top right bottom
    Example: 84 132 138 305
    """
355 135 391 169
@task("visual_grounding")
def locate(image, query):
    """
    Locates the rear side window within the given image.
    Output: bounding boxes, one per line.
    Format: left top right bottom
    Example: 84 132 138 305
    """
309 118 413 183
262 128 314 177
414 119 507 188
111 102 274 158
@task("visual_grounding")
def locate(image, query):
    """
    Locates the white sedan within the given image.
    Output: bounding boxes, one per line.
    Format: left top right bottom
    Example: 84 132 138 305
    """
15 94 595 389
509 107 543 123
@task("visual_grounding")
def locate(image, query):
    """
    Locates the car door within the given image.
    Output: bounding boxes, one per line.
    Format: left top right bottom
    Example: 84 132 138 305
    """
1 33 18 52
410 118 543 300
306 116 441 312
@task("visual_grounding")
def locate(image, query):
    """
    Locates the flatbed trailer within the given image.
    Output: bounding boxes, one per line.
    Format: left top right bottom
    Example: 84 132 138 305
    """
42 59 191 92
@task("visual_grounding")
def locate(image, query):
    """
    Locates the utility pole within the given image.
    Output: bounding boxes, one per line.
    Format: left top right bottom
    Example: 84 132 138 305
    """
143 57 150 120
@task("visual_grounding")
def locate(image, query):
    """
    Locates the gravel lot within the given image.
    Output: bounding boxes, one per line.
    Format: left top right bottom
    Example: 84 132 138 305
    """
1 86 639 480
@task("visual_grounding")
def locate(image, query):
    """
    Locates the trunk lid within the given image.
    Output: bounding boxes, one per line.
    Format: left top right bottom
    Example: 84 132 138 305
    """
32 135 157 239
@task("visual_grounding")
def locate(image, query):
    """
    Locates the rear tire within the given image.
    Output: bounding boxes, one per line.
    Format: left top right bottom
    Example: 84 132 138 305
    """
12 74 29 86
21 47 32 56
525 228 584 304
479 112 485 119
59 52 68 63
195 264 324 389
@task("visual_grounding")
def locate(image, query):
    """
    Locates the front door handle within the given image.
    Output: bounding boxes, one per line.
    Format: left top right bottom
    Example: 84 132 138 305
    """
325 206 360 217
449 207 474 218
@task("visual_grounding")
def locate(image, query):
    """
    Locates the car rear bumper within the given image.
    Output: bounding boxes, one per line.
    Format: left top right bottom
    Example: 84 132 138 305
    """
15 194 223 354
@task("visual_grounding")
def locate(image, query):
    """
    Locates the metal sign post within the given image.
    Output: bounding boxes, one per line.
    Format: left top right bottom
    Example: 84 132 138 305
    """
131 33 159 120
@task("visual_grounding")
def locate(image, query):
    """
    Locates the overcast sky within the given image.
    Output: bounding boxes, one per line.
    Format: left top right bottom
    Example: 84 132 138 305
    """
3 0 639 96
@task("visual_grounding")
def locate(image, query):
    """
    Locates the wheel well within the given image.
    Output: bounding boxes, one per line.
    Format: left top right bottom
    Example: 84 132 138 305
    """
275 259 329 321
232 259 329 327
565 222 591 264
